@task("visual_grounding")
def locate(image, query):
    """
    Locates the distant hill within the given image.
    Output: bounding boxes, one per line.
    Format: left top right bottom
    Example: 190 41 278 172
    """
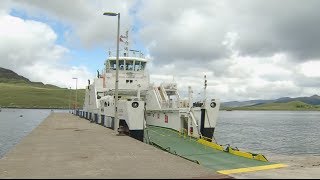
0 67 84 109
274 95 320 105
222 95 320 108
0 67 31 83
0 67 59 88
221 99 275 108
231 101 320 111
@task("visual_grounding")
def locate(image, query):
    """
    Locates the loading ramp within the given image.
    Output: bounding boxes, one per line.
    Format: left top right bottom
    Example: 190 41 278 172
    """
145 125 287 175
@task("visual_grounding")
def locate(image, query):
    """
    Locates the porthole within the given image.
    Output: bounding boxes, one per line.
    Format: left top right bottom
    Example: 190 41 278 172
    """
132 102 139 108
210 102 216 108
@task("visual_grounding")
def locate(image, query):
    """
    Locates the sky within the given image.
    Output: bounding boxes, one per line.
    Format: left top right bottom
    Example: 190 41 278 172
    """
0 0 319 102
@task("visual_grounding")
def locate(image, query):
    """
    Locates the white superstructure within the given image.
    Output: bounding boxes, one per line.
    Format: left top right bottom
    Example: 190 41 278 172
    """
80 32 220 142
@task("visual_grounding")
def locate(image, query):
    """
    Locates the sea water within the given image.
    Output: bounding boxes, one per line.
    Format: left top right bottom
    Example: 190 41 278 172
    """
0 109 319 158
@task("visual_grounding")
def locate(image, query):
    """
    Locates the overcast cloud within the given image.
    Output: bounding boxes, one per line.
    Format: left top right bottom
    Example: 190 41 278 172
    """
0 0 319 101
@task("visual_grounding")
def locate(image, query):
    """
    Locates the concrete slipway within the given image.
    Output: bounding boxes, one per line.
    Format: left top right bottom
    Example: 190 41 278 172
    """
0 113 231 179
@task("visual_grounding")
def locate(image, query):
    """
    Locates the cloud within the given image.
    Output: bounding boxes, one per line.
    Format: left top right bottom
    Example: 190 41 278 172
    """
229 0 320 61
2 0 320 101
138 0 320 62
11 0 137 48
0 14 93 88
136 0 320 101
299 61 320 78
137 0 230 64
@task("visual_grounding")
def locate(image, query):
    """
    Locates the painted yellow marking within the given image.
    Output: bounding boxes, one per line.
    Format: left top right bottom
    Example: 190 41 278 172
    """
217 164 288 175
227 147 268 162
197 138 268 162
197 139 224 151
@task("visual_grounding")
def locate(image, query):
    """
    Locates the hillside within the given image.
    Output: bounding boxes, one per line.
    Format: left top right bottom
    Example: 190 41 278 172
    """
0 67 30 83
0 67 85 109
222 94 320 108
0 67 59 88
274 95 320 105
230 101 320 111
0 83 85 109
221 99 275 108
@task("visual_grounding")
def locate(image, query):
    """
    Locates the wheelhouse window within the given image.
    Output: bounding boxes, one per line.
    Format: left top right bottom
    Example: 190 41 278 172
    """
133 61 146 71
134 61 141 71
109 60 116 70
141 62 146 70
126 60 134 70
119 60 125 70
108 59 146 71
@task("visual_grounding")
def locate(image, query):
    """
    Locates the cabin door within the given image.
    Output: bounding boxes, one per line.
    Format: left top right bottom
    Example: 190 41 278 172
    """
180 115 188 135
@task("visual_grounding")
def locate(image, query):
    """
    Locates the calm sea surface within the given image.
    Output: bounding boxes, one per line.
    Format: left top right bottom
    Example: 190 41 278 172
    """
215 110 320 156
0 108 68 158
0 109 319 158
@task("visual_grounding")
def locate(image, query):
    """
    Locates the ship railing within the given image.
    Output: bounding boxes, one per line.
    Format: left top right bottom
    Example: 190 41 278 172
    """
105 68 149 75
177 100 189 108
109 49 145 58
161 99 189 109
154 87 163 105
159 85 169 102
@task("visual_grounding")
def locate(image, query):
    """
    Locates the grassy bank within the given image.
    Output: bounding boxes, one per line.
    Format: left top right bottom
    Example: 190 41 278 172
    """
226 101 320 111
0 83 85 109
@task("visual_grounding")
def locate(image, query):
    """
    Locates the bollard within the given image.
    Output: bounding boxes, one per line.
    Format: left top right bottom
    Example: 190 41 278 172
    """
101 115 105 126
94 113 98 124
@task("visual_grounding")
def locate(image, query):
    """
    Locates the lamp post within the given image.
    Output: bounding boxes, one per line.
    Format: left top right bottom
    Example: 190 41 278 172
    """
69 87 71 113
72 77 78 114
103 12 120 132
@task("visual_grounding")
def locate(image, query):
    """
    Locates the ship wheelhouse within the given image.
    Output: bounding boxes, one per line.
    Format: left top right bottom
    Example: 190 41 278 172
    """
105 57 147 73
102 56 150 99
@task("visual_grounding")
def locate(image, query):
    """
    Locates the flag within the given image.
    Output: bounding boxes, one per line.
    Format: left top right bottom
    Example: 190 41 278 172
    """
119 37 124 42
120 35 127 38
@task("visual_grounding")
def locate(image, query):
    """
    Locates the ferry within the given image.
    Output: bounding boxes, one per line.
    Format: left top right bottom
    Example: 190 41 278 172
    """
75 31 286 175
80 31 220 142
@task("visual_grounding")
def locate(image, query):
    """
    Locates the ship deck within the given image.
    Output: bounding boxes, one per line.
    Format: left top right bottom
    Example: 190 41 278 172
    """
146 125 287 175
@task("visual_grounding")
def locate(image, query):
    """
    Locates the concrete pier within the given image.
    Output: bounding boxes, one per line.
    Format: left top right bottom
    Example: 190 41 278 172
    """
0 113 230 179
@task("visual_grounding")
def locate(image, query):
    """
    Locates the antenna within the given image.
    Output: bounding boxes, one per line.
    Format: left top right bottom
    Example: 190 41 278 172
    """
188 86 193 108
120 30 129 57
203 75 207 104
125 30 129 56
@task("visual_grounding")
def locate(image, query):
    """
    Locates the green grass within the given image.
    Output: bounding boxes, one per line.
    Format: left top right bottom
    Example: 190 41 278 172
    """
0 83 85 109
231 101 320 111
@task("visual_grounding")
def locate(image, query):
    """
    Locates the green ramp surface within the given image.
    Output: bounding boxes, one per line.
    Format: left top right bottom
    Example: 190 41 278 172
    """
146 125 279 172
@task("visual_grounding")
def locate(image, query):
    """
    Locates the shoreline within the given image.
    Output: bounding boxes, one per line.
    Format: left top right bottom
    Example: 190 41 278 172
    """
0 107 80 110
220 109 320 111
2 107 320 112
230 153 320 178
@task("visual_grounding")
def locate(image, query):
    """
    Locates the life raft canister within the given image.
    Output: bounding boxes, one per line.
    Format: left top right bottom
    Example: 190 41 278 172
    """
190 127 193 135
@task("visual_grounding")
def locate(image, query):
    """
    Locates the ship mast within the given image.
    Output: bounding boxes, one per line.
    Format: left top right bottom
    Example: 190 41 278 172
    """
203 75 207 105
120 30 129 57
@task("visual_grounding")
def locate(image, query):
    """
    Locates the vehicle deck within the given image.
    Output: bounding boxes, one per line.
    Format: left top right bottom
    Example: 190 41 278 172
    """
146 125 287 175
